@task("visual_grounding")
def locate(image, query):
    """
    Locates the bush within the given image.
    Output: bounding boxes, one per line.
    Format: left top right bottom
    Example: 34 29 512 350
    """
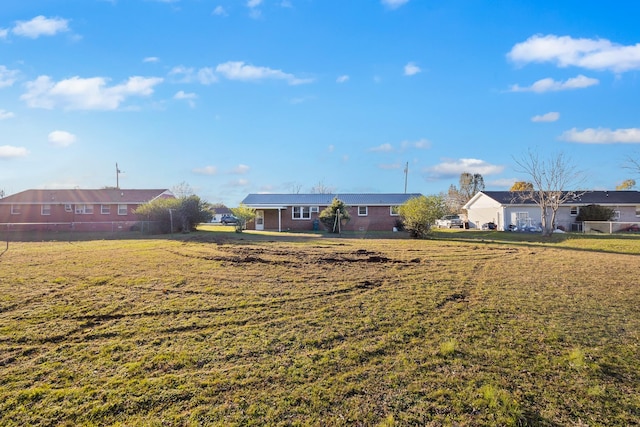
398 195 447 238
576 204 615 222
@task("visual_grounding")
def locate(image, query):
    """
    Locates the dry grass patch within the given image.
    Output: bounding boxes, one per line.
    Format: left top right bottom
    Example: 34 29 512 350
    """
0 233 639 425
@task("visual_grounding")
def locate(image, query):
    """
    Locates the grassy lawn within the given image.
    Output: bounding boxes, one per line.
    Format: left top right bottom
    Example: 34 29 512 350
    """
0 229 639 426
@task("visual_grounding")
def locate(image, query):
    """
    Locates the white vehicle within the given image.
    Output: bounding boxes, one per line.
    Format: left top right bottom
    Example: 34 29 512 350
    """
436 214 464 229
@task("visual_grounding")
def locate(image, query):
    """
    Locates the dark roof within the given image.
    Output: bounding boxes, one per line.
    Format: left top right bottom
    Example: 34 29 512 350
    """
0 189 174 204
480 190 640 206
242 193 423 207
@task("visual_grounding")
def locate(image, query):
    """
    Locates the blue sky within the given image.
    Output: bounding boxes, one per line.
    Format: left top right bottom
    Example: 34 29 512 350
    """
1 0 640 206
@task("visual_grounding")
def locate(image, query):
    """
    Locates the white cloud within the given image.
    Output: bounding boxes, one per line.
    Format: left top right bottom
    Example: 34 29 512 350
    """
328 145 335 152
193 166 218 175
231 164 250 174
143 57 159 63
426 158 504 179
216 61 313 85
0 65 19 88
382 0 409 9
531 112 560 122
12 16 70 38
401 138 430 150
48 130 76 147
0 145 29 159
369 143 394 152
0 109 15 120
509 74 598 93
20 75 163 110
228 178 250 187
174 90 197 107
212 6 227 16
507 34 640 73
404 62 421 76
488 178 519 188
169 66 217 85
560 127 640 144
336 75 349 83
247 0 262 7
0 28 8 39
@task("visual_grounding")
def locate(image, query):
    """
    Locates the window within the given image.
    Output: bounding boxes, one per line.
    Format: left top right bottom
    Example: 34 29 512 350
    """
310 206 319 213
292 206 311 219
118 204 128 215
101 204 111 215
41 204 51 216
358 206 368 216
390 206 400 216
75 204 94 214
570 206 579 216
613 210 620 220
65 204 72 212
11 204 21 215
636 206 640 217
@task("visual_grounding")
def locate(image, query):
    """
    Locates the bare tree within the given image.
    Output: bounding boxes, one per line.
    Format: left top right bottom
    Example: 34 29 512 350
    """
447 172 484 213
624 154 640 177
310 181 334 194
171 181 195 199
513 150 585 236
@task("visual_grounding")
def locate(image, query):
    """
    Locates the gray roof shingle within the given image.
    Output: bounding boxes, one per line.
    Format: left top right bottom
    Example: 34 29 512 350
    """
242 193 423 207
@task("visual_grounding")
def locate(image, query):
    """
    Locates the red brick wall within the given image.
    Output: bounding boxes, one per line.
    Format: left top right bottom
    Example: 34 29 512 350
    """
0 203 141 231
255 206 400 232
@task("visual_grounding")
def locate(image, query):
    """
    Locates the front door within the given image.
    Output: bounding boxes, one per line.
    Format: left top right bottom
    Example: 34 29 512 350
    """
255 210 264 231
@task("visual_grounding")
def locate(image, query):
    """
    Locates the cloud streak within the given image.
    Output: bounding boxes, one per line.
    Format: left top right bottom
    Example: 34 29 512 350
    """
560 127 640 144
216 61 313 85
426 158 504 179
508 34 640 73
531 112 560 122
20 75 163 110
12 16 70 38
509 75 598 93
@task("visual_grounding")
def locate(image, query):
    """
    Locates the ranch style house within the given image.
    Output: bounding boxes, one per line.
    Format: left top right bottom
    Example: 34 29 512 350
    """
241 193 423 232
0 188 174 232
464 190 640 231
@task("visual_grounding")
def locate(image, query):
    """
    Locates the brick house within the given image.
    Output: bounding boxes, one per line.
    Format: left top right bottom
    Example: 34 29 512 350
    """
0 188 174 232
241 193 423 232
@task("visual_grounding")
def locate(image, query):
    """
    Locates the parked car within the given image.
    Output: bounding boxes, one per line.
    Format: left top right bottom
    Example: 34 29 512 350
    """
481 222 496 230
435 214 464 228
220 214 238 225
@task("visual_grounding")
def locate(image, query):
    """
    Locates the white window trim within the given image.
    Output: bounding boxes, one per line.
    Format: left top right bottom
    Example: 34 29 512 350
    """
570 206 579 216
118 204 128 215
636 206 640 217
292 206 311 220
65 204 72 212
390 206 400 216
11 204 21 215
613 210 621 220
41 204 51 216
75 204 94 214
310 206 319 213
101 204 111 215
358 206 368 216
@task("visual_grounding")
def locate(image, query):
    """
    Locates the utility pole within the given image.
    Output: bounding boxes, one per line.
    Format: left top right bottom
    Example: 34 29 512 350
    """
116 163 122 189
404 162 409 193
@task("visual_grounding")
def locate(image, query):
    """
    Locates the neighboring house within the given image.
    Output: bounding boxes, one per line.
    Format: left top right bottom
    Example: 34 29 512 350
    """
0 188 174 232
241 193 423 232
464 190 640 231
210 206 233 223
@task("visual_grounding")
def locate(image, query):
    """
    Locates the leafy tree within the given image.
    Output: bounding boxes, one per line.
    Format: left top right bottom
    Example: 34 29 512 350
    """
510 181 534 191
179 195 213 230
318 198 350 233
575 205 615 222
230 204 256 233
447 172 485 213
616 179 636 190
398 195 447 238
513 150 585 236
134 197 181 234
134 194 212 234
